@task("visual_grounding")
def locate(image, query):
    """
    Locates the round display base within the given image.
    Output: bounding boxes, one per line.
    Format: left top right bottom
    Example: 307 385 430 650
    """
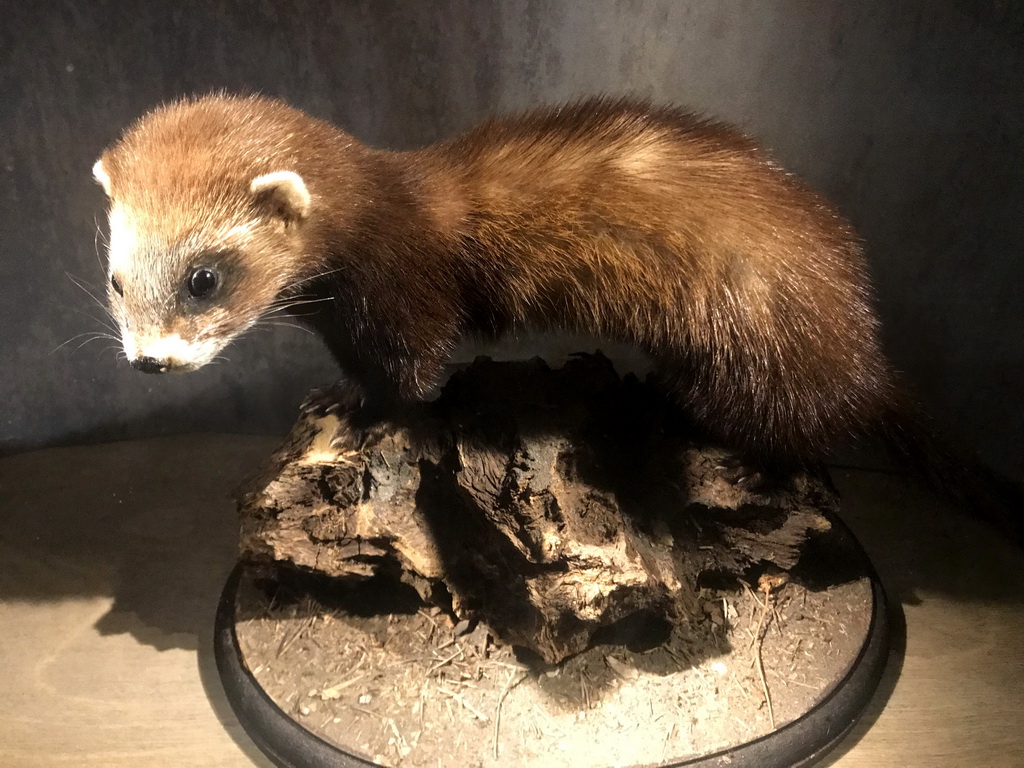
215 513 891 768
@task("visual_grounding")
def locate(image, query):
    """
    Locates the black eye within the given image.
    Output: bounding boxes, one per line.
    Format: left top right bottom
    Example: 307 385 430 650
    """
187 267 219 299
110 273 123 297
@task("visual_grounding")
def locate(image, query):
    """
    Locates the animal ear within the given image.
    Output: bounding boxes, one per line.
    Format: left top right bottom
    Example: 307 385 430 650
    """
92 158 112 196
250 171 311 223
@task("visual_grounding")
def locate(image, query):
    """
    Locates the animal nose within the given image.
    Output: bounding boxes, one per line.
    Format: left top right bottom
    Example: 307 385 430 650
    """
130 356 168 374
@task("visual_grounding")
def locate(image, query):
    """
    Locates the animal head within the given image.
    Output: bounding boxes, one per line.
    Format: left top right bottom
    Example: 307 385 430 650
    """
93 96 321 373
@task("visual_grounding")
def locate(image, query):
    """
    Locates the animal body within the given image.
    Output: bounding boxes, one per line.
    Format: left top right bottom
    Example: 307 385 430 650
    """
91 95 944 480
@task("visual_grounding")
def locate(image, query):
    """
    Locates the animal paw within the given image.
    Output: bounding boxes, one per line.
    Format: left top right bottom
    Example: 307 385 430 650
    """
301 380 367 417
714 456 772 492
328 418 389 452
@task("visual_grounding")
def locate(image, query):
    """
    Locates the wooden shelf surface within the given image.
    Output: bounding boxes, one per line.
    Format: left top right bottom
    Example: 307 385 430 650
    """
1 435 1021 767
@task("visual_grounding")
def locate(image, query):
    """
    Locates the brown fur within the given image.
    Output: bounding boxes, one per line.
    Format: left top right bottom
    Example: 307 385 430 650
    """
97 94 903 470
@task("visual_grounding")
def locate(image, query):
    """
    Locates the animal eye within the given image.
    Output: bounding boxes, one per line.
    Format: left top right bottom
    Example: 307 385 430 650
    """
187 267 219 299
110 273 123 297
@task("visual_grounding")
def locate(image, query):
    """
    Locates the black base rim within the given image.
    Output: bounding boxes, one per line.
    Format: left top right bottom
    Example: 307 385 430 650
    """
214 520 892 768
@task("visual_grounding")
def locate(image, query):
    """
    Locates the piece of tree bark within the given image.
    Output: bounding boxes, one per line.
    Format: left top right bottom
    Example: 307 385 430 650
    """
237 355 835 664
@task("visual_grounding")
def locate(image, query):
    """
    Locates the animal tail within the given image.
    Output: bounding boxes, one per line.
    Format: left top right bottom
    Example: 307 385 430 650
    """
874 395 1023 544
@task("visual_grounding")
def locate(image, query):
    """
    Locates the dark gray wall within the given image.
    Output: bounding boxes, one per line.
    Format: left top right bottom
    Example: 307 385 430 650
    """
1 1 1021 478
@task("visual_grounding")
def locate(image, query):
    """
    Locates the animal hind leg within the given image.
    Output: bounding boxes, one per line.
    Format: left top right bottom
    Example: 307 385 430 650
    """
655 360 809 492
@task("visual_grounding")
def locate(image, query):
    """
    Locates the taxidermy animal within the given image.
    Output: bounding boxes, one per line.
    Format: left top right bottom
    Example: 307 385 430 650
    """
91 94 1020 530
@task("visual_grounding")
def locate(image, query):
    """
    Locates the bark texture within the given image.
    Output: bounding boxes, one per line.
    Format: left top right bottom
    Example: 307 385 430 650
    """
237 355 836 664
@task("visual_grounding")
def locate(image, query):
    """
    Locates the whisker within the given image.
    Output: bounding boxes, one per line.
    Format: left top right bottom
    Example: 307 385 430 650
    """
66 272 121 329
254 320 316 336
66 272 108 311
278 288 335 299
68 308 120 337
93 213 109 274
261 297 332 324
266 295 333 311
51 332 116 355
286 266 346 291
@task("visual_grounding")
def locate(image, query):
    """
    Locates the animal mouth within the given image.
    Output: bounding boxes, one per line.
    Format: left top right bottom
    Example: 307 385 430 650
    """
124 331 217 373
129 356 170 374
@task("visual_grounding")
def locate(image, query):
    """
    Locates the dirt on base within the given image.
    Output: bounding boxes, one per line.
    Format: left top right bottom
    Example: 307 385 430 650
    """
234 567 872 768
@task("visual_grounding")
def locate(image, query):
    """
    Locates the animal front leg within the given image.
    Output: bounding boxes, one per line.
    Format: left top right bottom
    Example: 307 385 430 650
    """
301 377 371 417
299 378 389 451
302 346 450 451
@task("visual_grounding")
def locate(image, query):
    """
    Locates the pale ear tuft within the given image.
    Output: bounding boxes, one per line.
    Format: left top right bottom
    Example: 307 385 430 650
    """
250 171 311 223
92 159 112 196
